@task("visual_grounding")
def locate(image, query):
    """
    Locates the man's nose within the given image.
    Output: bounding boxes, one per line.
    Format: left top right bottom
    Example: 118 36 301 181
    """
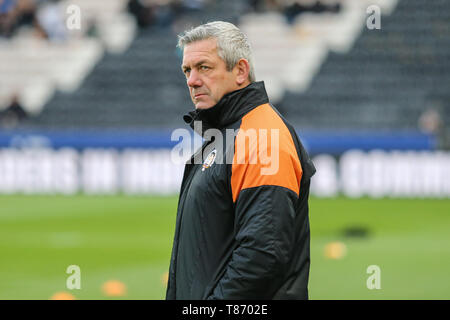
187 69 202 88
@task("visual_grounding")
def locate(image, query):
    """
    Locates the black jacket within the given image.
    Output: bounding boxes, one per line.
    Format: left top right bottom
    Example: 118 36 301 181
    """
166 81 316 300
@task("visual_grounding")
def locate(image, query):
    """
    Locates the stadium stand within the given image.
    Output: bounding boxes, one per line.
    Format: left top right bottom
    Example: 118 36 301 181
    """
1 0 448 145
280 0 450 131
0 0 447 197
1 0 248 129
0 0 135 121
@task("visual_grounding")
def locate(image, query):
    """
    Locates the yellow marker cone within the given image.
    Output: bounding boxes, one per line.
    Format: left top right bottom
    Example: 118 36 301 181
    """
324 241 347 260
161 272 169 286
102 280 127 297
50 292 76 300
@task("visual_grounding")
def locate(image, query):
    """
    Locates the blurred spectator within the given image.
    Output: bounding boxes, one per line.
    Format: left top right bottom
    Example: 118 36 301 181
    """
0 0 17 36
127 0 208 30
0 0 68 41
180 0 206 11
246 0 342 24
418 108 442 135
0 0 37 38
284 1 341 24
0 94 28 129
35 0 67 42
128 0 178 29
127 0 155 28
247 0 284 13
0 0 14 13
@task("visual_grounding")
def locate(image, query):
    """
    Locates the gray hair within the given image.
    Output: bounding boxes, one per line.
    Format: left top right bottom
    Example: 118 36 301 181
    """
177 21 256 82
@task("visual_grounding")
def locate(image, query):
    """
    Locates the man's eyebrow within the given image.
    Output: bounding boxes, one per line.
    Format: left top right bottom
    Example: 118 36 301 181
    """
182 60 211 72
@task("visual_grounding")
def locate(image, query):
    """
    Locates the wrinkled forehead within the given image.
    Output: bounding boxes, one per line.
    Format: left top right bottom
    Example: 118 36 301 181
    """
182 39 220 65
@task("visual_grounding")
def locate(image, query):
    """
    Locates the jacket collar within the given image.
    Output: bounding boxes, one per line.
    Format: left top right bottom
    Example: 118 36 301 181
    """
183 81 269 136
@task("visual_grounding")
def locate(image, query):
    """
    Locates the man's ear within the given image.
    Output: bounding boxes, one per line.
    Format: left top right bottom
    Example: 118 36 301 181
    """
235 59 251 86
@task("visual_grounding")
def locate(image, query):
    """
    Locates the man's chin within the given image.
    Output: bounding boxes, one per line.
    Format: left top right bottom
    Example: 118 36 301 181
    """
195 103 215 110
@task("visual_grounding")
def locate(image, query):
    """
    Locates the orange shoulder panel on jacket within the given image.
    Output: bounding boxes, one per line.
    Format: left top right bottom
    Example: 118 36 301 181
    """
231 103 303 202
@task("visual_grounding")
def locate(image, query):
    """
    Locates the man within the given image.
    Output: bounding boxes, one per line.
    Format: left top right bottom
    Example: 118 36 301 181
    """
166 21 316 300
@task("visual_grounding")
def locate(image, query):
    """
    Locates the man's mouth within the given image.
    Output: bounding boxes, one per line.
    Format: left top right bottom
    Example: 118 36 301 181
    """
194 93 206 99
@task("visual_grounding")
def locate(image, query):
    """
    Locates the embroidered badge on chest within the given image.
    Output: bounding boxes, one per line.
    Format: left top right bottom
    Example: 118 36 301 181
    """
202 149 217 171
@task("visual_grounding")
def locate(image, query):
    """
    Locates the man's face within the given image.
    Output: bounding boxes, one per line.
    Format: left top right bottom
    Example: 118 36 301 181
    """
182 38 240 110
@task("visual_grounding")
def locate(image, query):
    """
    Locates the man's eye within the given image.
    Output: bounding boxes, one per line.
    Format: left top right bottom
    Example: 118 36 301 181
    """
200 66 210 70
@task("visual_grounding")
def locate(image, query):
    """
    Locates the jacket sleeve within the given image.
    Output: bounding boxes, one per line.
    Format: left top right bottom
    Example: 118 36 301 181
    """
207 144 303 299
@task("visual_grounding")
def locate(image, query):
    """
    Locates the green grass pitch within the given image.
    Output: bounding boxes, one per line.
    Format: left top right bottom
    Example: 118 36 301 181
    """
0 195 449 299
